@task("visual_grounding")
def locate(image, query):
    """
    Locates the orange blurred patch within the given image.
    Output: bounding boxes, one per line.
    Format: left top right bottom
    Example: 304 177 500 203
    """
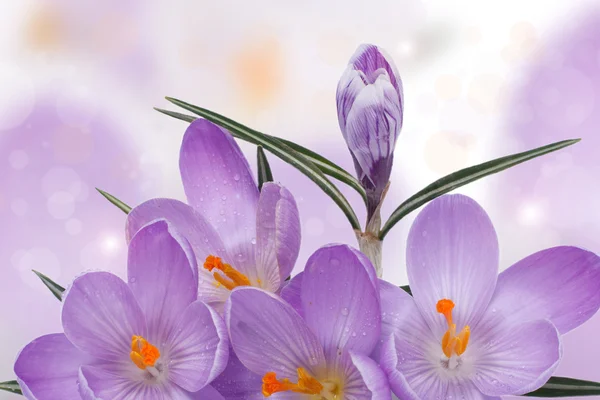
230 35 284 111
25 5 65 51
52 126 93 165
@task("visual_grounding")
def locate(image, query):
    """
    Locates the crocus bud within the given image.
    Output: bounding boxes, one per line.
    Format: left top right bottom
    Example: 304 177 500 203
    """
336 44 404 219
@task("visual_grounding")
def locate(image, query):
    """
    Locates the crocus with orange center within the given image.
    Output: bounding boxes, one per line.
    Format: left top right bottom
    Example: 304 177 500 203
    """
226 244 391 399
378 194 600 399
125 118 301 309
14 220 229 399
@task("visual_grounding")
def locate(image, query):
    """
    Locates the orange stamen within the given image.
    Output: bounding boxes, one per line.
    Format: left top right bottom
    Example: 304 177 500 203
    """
203 255 251 290
262 368 324 397
130 335 160 369
436 299 470 358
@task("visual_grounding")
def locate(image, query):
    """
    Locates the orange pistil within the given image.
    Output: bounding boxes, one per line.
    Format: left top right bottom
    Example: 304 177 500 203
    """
262 368 324 397
203 255 251 290
436 299 470 358
130 335 160 370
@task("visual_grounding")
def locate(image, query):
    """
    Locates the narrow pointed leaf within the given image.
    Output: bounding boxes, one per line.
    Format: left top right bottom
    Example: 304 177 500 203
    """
96 188 132 214
524 376 600 397
33 270 65 301
400 285 412 296
165 97 361 230
257 146 273 191
274 138 366 203
379 139 580 239
0 380 22 395
154 107 195 123
156 103 367 203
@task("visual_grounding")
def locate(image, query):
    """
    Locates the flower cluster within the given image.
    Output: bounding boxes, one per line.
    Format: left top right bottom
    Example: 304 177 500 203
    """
11 44 600 400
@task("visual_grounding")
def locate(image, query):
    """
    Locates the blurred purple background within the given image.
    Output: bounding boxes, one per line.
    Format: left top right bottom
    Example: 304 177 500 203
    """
1 1 599 399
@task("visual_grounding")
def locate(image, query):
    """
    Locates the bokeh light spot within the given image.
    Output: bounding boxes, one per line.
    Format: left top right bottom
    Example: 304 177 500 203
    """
435 75 462 100
56 85 98 128
47 191 75 219
8 150 29 170
0 64 35 131
65 218 83 236
41 167 86 200
11 199 28 217
305 217 325 237
517 202 544 226
467 74 505 114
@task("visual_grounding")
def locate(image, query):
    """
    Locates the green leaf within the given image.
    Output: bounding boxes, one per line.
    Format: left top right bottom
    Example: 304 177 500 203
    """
96 188 132 214
400 285 412 296
154 108 196 123
164 97 362 230
154 106 367 203
257 146 273 191
33 270 65 301
380 139 580 239
0 380 22 395
524 376 600 397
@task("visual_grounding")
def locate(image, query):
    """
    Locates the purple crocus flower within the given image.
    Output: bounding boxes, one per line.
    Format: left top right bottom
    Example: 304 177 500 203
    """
14 220 229 399
378 194 600 399
336 44 404 217
225 244 391 399
125 118 301 309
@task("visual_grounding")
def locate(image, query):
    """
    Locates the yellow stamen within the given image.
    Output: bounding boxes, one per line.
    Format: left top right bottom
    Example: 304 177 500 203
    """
204 255 251 290
130 335 160 369
262 368 324 397
436 299 470 357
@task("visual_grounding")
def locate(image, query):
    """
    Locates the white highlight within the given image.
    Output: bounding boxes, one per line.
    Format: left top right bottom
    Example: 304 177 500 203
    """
102 235 121 253
396 40 414 57
518 202 543 226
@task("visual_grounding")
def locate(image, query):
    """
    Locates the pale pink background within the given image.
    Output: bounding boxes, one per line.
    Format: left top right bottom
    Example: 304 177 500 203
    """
1 1 599 399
